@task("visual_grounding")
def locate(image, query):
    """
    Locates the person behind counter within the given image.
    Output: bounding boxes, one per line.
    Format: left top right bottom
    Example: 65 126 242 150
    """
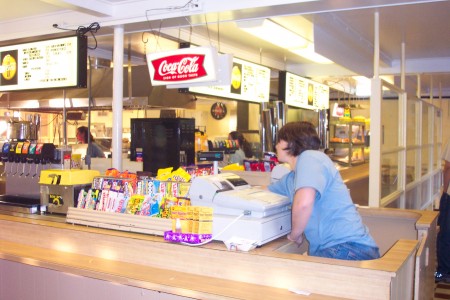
228 131 253 165
76 126 106 158
268 121 380 261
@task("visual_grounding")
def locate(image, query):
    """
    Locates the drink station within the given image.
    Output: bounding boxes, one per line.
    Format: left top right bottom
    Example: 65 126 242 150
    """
0 116 98 214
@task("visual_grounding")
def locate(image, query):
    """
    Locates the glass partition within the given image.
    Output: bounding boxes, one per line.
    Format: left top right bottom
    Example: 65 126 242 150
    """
406 149 418 184
381 89 400 150
380 81 404 203
405 99 419 185
434 108 442 169
370 79 441 209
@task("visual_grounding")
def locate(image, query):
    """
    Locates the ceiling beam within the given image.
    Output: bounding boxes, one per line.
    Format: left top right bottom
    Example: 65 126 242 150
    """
40 0 114 17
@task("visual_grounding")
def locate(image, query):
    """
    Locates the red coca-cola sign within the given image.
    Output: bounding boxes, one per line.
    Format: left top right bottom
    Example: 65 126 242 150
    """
151 54 207 82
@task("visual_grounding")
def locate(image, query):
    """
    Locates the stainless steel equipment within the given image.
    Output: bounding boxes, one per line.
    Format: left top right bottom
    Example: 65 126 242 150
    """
0 142 58 213
6 114 40 141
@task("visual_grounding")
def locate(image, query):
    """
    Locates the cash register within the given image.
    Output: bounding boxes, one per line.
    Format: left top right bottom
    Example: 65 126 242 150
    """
189 173 291 245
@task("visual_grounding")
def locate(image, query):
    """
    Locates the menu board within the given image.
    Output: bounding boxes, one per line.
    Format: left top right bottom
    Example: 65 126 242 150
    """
279 71 329 110
0 35 87 92
189 57 271 103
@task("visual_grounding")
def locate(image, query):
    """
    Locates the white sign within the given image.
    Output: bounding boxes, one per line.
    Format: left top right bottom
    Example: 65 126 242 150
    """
190 58 271 103
146 47 219 86
0 35 86 91
281 71 329 110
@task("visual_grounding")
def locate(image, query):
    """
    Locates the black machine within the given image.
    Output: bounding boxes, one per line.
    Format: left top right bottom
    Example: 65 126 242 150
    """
130 118 195 175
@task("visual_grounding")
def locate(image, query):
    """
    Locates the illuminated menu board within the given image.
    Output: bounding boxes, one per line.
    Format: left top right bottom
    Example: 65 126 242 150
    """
189 57 271 103
279 71 329 110
0 35 87 91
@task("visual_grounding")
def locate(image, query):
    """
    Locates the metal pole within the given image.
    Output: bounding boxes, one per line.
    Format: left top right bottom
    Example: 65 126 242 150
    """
112 25 124 170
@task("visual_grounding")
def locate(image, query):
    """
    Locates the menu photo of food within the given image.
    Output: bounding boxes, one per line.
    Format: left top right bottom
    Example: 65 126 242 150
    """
0 50 18 86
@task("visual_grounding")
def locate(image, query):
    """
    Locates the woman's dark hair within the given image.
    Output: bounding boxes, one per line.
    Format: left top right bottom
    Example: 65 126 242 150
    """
229 131 253 158
277 122 320 156
77 126 95 143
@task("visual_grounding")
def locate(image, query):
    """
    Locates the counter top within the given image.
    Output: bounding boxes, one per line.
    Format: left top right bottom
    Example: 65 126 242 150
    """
0 208 432 299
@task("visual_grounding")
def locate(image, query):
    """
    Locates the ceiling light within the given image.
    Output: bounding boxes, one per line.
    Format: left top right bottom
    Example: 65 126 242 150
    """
238 19 309 49
238 19 333 64
289 44 333 64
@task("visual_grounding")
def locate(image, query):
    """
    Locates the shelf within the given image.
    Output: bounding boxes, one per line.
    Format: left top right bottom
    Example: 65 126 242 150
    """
329 121 367 166
66 207 171 236
331 156 366 166
329 142 366 148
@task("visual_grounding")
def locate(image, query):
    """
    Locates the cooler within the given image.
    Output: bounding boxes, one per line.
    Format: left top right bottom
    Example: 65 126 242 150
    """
39 169 100 214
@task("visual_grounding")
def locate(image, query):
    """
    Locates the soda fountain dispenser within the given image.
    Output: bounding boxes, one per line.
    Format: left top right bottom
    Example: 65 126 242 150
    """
0 114 61 213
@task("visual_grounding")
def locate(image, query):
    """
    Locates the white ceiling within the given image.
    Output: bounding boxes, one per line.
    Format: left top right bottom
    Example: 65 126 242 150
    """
1 0 450 98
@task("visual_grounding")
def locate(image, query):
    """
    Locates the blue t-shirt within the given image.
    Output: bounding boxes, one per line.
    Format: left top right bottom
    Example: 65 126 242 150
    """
269 150 377 255
229 148 246 165
87 142 105 158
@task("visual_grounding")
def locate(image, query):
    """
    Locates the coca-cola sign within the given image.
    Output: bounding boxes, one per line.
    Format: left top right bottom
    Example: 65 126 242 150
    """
151 54 206 81
147 46 219 86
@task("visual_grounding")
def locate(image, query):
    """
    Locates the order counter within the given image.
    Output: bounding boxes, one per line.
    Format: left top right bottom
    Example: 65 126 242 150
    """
0 205 437 300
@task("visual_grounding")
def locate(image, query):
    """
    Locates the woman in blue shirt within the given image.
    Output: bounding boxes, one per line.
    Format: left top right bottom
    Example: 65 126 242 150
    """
76 126 106 158
228 131 253 165
268 121 379 260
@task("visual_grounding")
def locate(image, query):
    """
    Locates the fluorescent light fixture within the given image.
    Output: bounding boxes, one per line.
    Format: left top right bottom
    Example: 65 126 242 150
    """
290 44 333 64
238 19 333 64
239 19 309 49
49 98 71 108
353 75 394 97
353 76 371 97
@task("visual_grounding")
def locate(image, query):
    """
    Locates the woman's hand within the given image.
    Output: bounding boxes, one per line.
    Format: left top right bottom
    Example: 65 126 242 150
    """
287 233 304 247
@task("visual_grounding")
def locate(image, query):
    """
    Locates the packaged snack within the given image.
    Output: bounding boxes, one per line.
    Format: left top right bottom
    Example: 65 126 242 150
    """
198 207 214 234
178 183 190 198
118 194 131 213
159 196 178 218
150 195 160 216
169 167 191 182
76 189 87 209
139 195 152 216
177 197 191 206
244 159 260 171
263 160 277 172
157 167 173 180
106 190 118 212
97 189 109 211
113 192 126 213
105 168 120 177
92 177 104 190
126 195 145 214
86 189 100 210
159 181 168 197
171 206 189 233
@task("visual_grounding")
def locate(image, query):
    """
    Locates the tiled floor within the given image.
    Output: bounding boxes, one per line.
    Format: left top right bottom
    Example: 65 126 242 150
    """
435 281 450 299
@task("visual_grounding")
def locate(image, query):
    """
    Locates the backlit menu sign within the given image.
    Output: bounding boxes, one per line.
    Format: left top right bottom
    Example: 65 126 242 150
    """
189 57 271 103
0 35 87 91
279 71 329 110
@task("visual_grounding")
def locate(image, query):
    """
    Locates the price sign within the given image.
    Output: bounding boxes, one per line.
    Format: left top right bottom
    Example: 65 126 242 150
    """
0 35 87 91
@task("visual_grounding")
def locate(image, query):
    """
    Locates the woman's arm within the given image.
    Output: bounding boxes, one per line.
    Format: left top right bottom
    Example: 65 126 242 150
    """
288 187 315 246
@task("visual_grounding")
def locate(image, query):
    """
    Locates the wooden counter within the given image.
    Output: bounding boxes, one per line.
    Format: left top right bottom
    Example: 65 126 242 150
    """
0 207 438 300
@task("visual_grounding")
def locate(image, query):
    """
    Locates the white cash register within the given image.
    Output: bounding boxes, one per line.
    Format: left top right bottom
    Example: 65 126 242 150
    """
189 173 292 245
